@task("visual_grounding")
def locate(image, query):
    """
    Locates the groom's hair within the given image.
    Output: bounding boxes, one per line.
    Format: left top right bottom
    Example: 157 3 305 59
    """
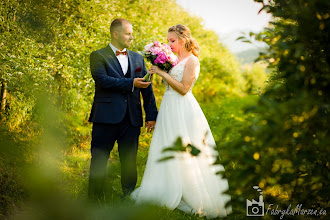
110 18 131 36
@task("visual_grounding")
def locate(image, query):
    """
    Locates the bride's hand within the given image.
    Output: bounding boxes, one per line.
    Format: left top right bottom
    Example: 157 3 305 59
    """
149 65 166 77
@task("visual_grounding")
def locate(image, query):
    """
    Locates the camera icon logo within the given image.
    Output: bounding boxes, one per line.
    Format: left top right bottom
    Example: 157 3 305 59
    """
246 185 264 216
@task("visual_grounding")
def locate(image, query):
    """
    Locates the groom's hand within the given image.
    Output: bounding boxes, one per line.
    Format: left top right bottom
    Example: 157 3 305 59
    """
134 78 151 88
145 121 156 133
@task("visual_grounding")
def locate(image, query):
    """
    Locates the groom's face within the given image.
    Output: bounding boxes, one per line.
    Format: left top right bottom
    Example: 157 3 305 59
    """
115 22 134 49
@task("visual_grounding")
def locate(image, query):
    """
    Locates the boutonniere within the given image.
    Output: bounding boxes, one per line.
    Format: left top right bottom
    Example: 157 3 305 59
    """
135 67 142 73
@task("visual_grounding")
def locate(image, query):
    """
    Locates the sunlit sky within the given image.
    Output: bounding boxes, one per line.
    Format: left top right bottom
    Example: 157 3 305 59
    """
176 0 272 53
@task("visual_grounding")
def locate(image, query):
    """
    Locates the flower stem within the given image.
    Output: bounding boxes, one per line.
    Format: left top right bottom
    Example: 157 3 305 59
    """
143 72 153 82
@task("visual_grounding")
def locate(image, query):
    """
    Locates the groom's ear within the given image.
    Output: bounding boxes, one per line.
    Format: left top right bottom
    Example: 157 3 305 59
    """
112 31 118 40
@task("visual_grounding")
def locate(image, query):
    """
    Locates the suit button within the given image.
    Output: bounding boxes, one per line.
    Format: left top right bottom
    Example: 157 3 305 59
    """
125 100 127 102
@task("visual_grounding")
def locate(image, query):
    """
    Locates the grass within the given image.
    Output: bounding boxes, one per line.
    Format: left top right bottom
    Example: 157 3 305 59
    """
0 92 259 219
58 94 259 219
0 124 39 218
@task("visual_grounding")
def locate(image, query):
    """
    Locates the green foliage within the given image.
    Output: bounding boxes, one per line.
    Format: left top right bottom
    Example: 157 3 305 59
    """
158 137 201 162
0 0 247 145
219 0 330 215
242 63 268 94
0 159 24 218
0 124 33 218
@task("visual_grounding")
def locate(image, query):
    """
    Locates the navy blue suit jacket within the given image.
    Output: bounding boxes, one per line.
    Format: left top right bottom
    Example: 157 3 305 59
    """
88 45 158 127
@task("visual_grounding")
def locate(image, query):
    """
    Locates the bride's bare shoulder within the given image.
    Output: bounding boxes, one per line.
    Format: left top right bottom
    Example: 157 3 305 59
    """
186 55 199 68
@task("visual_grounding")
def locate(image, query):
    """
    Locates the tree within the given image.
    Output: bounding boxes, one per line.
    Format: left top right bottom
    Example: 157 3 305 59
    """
218 0 330 215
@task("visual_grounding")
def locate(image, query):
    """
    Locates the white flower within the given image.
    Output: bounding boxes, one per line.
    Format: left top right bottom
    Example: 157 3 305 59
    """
144 43 154 52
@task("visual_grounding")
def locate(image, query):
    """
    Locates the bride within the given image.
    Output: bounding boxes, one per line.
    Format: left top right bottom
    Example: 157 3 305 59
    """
131 24 231 218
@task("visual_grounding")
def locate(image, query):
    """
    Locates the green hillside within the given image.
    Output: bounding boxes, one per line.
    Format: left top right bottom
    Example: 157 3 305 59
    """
235 48 262 64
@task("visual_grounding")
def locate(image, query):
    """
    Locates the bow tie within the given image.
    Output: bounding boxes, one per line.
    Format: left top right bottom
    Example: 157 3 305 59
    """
116 50 127 56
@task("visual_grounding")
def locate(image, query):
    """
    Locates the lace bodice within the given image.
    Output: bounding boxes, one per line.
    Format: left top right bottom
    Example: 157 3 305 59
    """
164 55 200 94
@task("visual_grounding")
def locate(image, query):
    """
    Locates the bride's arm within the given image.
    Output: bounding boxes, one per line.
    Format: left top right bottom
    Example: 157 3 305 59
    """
150 56 199 96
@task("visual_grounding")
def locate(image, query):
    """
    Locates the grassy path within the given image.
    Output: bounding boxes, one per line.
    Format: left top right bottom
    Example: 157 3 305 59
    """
59 94 259 219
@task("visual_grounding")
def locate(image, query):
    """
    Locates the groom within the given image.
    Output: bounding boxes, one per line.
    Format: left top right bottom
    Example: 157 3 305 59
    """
88 18 158 200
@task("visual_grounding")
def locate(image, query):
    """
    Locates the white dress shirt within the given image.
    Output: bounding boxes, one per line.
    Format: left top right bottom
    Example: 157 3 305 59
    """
109 43 134 92
109 43 128 75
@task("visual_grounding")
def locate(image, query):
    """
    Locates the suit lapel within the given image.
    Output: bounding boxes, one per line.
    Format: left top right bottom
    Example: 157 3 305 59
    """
104 45 125 77
127 50 135 78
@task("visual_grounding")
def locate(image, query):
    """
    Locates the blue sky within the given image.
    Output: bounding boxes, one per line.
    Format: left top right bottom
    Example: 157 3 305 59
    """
176 0 272 53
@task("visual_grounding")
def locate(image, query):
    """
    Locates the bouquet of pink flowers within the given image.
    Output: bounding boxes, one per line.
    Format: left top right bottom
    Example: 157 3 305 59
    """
139 41 178 82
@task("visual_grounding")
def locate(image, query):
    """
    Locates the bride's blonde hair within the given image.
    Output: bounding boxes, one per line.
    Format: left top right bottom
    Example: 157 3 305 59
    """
168 24 199 57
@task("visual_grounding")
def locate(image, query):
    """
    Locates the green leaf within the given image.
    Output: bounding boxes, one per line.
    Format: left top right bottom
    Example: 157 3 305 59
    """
157 156 175 162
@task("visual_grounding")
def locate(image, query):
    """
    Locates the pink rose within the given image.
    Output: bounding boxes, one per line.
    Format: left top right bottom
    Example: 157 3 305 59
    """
150 46 162 55
162 44 172 55
144 43 154 52
154 51 167 64
168 54 178 64
154 41 162 47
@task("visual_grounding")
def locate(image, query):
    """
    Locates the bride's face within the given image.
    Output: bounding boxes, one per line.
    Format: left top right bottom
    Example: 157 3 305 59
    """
167 32 182 54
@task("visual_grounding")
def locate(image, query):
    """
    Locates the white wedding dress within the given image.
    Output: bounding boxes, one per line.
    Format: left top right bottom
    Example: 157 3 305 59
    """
131 55 231 218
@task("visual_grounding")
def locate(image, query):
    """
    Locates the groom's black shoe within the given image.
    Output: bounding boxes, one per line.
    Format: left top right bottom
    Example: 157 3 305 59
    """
120 187 133 202
88 180 104 202
120 194 131 201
